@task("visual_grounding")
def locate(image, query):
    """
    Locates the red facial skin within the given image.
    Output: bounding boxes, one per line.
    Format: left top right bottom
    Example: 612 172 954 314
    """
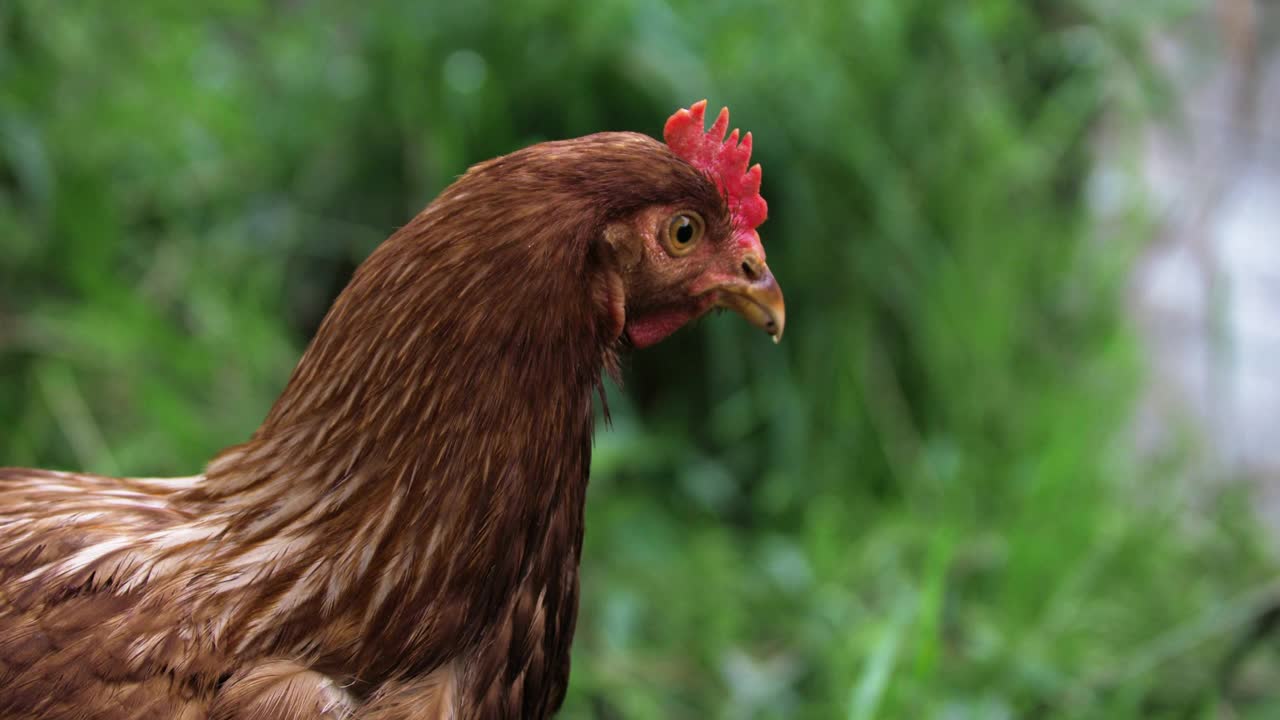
616 206 781 349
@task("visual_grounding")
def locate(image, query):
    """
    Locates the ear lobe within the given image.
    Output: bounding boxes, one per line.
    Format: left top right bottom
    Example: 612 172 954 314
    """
589 229 629 343
602 223 643 271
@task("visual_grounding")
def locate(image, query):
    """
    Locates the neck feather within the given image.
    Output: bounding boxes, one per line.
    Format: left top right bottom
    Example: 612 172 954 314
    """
176 170 619 681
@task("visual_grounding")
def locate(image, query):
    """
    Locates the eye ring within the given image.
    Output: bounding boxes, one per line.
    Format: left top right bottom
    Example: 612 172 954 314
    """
662 212 705 256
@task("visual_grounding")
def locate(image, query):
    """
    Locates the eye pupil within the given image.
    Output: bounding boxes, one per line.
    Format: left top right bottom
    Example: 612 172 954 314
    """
675 220 694 244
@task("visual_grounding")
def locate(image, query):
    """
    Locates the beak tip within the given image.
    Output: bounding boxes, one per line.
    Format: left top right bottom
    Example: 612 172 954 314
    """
767 306 785 345
767 315 784 344
711 265 785 344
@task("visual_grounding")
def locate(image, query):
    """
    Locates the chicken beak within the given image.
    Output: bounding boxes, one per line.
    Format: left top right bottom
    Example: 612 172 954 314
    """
713 263 786 343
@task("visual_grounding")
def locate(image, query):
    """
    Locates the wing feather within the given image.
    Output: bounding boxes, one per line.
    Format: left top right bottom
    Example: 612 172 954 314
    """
0 468 204 719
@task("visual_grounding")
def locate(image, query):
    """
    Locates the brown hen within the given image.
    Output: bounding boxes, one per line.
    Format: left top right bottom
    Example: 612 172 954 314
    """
0 101 783 719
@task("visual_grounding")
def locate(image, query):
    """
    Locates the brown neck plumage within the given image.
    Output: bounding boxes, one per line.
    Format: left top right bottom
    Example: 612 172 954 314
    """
175 145 630 698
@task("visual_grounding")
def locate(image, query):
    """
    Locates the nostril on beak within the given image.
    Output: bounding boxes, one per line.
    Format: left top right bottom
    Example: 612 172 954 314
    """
741 255 762 281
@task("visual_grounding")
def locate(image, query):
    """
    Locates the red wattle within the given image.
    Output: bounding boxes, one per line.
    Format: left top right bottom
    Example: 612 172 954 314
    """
625 307 697 349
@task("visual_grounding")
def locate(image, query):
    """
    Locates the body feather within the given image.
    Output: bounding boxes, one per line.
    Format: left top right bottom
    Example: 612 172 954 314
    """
0 128 750 718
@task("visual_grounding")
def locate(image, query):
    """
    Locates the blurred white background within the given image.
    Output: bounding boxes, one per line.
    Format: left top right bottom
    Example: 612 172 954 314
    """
1129 0 1280 522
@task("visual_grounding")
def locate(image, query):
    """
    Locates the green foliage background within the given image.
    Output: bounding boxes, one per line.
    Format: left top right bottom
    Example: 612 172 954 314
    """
1 1 1277 718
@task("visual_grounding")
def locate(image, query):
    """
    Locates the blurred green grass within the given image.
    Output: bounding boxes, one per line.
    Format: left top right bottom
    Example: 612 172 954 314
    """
2 1 1278 718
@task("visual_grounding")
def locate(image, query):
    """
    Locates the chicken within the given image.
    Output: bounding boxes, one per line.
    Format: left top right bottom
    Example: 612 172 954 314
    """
0 101 784 719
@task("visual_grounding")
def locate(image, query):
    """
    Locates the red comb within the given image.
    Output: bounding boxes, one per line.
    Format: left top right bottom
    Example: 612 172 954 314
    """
663 100 768 233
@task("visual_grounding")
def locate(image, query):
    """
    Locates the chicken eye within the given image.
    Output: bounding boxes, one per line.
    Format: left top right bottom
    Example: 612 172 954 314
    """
663 212 704 256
